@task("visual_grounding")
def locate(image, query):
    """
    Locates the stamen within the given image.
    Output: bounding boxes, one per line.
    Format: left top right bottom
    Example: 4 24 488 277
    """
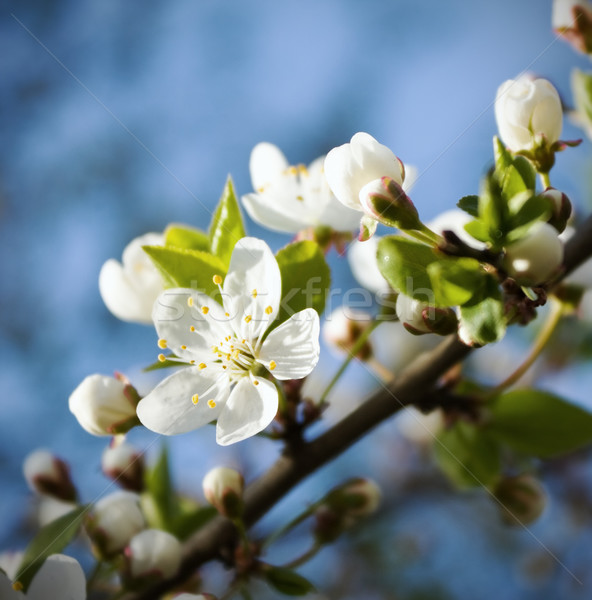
202 306 209 315
158 339 167 349
158 354 167 363
190 326 196 332
287 166 298 175
252 288 258 298
199 363 207 370
213 274 223 285
208 399 217 408
192 394 199 405
181 345 187 350
269 360 277 371
225 312 230 317
190 360 195 365
265 305 273 315
187 297 194 307
253 380 259 386
296 195 304 201
12 582 23 592
245 315 252 323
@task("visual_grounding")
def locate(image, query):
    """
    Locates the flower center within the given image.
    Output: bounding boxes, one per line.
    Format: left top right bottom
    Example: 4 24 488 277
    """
212 335 257 381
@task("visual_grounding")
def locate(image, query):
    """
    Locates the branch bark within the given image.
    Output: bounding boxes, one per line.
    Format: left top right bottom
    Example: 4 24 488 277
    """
123 214 592 600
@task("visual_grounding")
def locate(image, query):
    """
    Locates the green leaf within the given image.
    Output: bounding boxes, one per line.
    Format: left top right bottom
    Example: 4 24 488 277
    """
493 136 513 173
14 505 87 592
171 504 217 541
506 194 552 241
457 195 479 218
427 257 484 307
143 245 226 297
144 445 174 530
274 241 330 327
165 224 210 252
209 177 246 266
264 566 316 596
571 68 592 133
458 275 506 345
487 389 592 457
463 219 491 243
478 175 506 247
376 236 436 298
434 421 501 489
511 156 536 192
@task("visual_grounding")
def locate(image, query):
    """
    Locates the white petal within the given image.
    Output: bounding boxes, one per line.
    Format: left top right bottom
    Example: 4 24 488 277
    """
350 132 403 184
0 572 22 600
137 367 229 435
153 288 230 362
249 142 289 192
348 237 390 294
28 554 86 600
241 193 308 233
324 143 363 211
258 308 320 380
223 238 282 342
216 377 278 445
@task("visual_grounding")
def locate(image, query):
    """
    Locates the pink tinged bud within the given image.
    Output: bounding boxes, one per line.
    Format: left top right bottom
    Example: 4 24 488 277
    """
126 529 182 580
101 440 145 492
540 187 572 233
202 467 244 519
358 214 378 241
173 595 218 600
552 0 592 54
69 374 140 436
504 222 564 285
87 491 146 556
395 295 457 336
23 449 77 502
322 307 373 360
494 474 547 526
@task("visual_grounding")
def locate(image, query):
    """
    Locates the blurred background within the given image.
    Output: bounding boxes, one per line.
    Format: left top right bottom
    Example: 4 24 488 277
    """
2 1 592 598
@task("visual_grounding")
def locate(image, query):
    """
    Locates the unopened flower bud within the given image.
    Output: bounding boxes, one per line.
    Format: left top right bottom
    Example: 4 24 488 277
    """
504 222 564 285
23 449 77 502
359 176 422 231
87 491 145 556
494 473 547 526
540 187 572 233
322 307 373 360
396 294 457 336
102 440 144 492
69 374 140 436
552 0 592 54
125 529 182 580
202 467 244 519
173 594 217 600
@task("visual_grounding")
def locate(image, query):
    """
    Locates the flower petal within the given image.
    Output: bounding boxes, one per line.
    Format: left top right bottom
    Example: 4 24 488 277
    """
0 572 21 600
258 308 320 380
28 554 86 600
137 367 228 435
242 193 308 233
216 376 278 445
222 238 282 343
249 142 289 192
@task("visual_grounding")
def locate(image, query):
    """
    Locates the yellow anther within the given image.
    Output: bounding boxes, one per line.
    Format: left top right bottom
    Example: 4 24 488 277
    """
222 365 227 370
213 274 223 285
253 380 259 386
242 339 246 343
158 354 166 363
225 312 230 317
269 360 277 371
298 164 308 176
208 399 217 408
190 360 195 365
287 166 298 175
201 306 209 315
190 325 195 332
199 363 207 370
12 582 23 592
265 305 273 315
181 345 187 350
252 288 258 298
187 297 194 307
245 315 252 323
192 394 199 405
257 186 265 193
158 338 167 349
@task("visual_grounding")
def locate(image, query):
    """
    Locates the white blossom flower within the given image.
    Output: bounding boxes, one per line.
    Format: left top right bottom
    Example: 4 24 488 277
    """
137 237 320 445
241 142 360 234
99 232 165 324
0 554 86 600
504 222 564 285
494 76 563 152
126 529 182 580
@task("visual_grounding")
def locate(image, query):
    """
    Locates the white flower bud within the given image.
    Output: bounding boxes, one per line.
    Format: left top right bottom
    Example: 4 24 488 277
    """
88 491 145 556
552 0 592 28
23 449 77 502
540 187 572 232
202 467 244 518
494 76 562 152
99 232 165 324
504 222 564 285
395 294 432 333
553 0 592 53
69 374 139 436
126 529 182 580
322 306 373 359
101 440 144 492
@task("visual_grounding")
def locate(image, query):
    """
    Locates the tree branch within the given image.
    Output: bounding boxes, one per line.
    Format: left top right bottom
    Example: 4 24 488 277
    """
123 214 592 600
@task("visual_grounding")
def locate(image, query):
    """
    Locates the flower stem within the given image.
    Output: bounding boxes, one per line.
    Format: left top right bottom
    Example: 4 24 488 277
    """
318 320 384 407
282 542 323 569
489 299 563 396
261 500 323 550
539 171 551 189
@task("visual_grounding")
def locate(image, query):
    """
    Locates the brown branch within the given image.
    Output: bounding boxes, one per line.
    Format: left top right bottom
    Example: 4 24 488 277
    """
123 214 592 600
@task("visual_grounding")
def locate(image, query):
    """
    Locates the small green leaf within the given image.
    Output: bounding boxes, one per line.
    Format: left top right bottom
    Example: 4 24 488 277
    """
209 177 246 266
501 164 530 200
377 236 436 298
571 68 592 133
478 175 507 247
427 257 484 307
463 219 491 244
511 155 536 192
274 241 330 327
457 195 479 218
458 275 506 345
143 245 226 297
506 194 552 240
493 136 513 172
264 566 316 596
14 505 87 592
144 445 174 530
487 389 592 457
434 421 501 489
171 505 217 541
165 224 210 251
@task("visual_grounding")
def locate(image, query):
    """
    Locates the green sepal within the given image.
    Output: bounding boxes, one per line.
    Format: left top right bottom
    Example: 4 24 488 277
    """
457 195 479 218
458 275 506 345
164 224 210 251
208 176 246 267
427 257 484 307
273 240 330 328
143 445 174 531
434 421 501 489
263 566 316 596
143 245 226 299
486 389 592 457
170 503 217 541
572 68 592 136
14 505 88 592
